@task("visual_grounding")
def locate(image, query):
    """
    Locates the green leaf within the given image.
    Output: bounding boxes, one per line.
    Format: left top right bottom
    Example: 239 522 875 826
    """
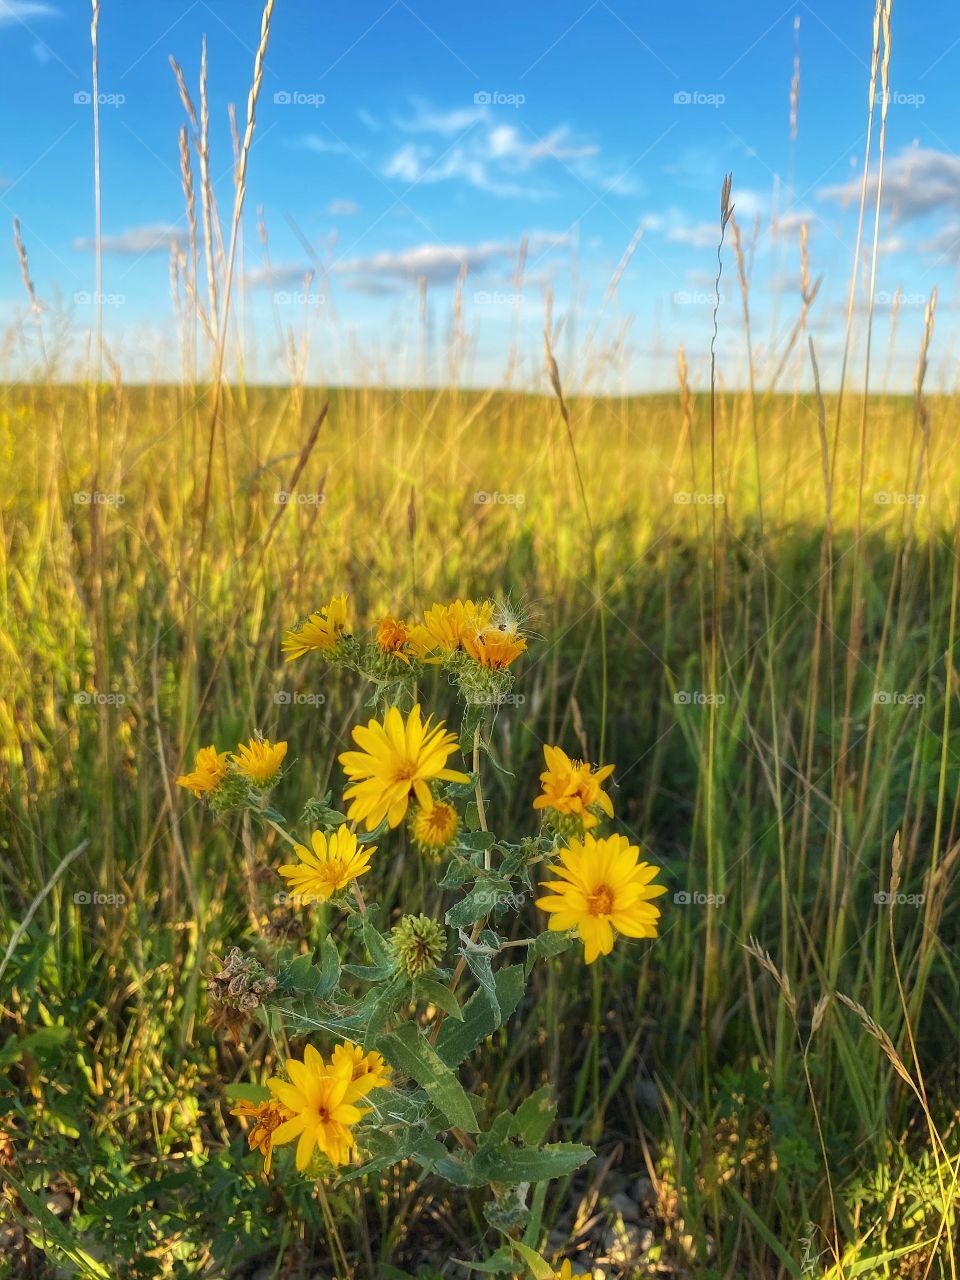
414 976 464 1020
361 972 410 1048
511 1241 556 1279
525 929 574 973
446 877 512 928
458 830 497 852
379 1023 479 1133
511 1086 556 1147
436 965 525 1067
473 1140 592 1185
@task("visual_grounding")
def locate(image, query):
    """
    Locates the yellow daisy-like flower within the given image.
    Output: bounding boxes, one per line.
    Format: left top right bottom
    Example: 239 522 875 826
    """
533 745 615 829
376 616 413 664
407 598 495 659
462 626 527 670
175 745 229 797
277 827 375 904
230 1097 293 1174
339 704 470 831
231 737 288 786
410 799 459 854
281 594 349 662
535 832 667 964
267 1046 368 1171
329 1040 392 1101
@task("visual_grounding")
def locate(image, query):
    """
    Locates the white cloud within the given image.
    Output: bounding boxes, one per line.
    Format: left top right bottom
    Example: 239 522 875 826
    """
244 263 316 289
380 101 615 199
0 1 58 24
298 134 347 155
819 146 960 222
333 232 572 290
328 198 360 216
73 224 182 254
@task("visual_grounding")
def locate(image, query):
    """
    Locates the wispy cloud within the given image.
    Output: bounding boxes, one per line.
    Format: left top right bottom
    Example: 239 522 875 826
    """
819 146 960 222
74 224 182 255
0 1 59 24
380 102 610 199
328 198 360 216
332 231 572 292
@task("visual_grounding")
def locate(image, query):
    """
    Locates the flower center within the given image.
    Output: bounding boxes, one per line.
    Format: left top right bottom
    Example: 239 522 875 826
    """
587 885 614 916
393 761 418 783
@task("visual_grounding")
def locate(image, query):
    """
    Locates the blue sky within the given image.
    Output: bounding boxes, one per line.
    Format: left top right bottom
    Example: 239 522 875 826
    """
2 0 960 388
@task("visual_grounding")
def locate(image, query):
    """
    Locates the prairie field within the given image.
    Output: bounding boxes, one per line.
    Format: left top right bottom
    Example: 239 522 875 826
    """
2 0 960 1277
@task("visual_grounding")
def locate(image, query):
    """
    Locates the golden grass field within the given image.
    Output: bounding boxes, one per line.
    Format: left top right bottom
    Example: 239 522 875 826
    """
3 0 960 1274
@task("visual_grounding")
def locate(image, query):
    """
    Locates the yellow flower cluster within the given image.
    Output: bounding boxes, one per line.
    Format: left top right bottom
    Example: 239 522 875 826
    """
281 593 349 661
277 827 376 903
233 1041 391 1173
532 744 666 963
533 744 614 831
175 737 287 798
281 593 527 675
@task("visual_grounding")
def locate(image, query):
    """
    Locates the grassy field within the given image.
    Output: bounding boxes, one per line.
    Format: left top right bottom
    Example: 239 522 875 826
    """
2 364 960 1275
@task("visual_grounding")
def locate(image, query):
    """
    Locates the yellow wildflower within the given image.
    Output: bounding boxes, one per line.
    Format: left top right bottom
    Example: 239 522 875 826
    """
339 704 470 830
536 832 667 964
230 1097 292 1174
281 594 349 661
277 827 375 903
231 737 288 785
267 1046 368 1171
533 745 614 829
175 745 229 798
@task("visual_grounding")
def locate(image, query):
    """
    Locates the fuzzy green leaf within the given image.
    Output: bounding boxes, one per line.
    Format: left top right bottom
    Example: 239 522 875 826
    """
379 1023 479 1133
